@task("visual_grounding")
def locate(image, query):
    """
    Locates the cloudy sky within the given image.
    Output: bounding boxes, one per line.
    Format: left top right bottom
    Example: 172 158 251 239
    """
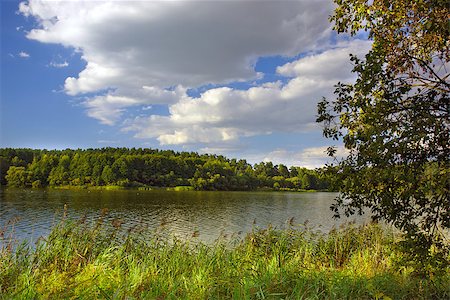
1 0 370 168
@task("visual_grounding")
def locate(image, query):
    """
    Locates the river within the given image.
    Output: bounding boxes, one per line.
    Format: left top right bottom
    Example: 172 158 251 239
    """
0 188 370 245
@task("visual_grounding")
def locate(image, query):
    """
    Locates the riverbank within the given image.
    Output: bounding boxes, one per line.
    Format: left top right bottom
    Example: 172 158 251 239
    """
47 184 325 193
1 220 448 299
1 148 331 192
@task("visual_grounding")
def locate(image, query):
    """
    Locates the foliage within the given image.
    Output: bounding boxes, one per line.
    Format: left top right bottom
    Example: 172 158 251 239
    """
1 218 448 299
4 166 29 187
317 0 449 270
0 148 329 191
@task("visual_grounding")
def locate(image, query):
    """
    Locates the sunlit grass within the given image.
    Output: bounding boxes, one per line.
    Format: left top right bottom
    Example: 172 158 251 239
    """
1 217 449 299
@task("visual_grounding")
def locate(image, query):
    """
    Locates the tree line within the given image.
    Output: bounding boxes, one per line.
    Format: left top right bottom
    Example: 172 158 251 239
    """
0 148 330 191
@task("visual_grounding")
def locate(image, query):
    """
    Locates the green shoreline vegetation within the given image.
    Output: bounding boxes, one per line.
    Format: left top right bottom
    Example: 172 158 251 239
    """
1 216 448 299
49 184 321 193
0 148 330 192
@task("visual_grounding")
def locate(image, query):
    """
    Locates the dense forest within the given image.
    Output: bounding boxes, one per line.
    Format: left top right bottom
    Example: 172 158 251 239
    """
0 148 330 191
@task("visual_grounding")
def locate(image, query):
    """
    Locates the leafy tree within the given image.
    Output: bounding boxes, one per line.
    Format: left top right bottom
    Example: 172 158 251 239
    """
0 156 10 185
317 0 449 271
11 156 26 167
277 164 290 178
5 166 29 187
301 173 316 190
101 165 116 185
289 166 298 177
0 148 327 191
273 182 280 190
48 155 71 186
32 180 42 188
286 176 301 189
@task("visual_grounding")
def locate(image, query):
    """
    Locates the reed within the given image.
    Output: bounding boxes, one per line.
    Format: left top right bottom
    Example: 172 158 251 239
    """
0 217 448 299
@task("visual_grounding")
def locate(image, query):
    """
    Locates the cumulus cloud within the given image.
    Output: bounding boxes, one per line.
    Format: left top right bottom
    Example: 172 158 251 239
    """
18 0 372 152
257 146 349 169
18 51 30 58
277 40 372 78
21 0 332 88
19 0 333 120
124 40 371 145
85 86 184 125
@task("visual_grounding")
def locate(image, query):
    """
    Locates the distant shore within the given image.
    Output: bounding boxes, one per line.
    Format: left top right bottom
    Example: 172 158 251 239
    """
1 148 332 192
14 184 327 193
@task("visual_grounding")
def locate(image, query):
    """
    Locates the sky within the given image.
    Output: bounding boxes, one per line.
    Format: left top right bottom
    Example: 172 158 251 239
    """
1 0 371 168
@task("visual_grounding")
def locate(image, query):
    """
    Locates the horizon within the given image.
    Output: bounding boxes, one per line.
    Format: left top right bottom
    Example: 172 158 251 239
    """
0 146 326 170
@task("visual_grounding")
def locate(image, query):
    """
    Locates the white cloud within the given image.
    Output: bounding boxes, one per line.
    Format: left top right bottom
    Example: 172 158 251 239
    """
19 1 372 152
257 146 349 169
21 1 333 90
97 140 120 144
199 146 244 156
49 61 69 68
85 95 137 126
84 86 185 125
19 0 333 121
124 40 370 145
277 40 372 78
18 51 30 58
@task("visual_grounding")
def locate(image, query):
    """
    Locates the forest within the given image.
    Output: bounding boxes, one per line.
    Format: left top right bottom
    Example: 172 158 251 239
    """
0 148 329 191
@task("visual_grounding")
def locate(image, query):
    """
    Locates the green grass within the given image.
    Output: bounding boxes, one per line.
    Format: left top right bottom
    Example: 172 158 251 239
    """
52 185 127 191
167 186 195 191
1 219 448 299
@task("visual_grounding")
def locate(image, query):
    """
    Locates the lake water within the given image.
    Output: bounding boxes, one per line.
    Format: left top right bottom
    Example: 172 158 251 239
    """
0 188 370 245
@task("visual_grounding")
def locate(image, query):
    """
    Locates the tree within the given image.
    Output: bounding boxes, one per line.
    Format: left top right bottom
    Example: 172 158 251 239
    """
317 0 449 271
300 174 312 190
277 164 290 178
0 156 10 185
101 165 116 185
5 166 29 187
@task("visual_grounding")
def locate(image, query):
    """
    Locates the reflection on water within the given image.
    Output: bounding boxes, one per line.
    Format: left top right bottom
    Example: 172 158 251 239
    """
0 188 370 245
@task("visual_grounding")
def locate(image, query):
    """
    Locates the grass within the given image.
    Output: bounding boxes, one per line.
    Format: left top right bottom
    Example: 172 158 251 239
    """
52 185 127 191
1 217 449 299
167 186 195 191
47 185 320 192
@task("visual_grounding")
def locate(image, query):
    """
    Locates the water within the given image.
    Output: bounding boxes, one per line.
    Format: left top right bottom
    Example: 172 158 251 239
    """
0 188 370 245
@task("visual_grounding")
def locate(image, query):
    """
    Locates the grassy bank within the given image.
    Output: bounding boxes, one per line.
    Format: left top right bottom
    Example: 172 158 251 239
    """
1 219 448 299
43 185 323 193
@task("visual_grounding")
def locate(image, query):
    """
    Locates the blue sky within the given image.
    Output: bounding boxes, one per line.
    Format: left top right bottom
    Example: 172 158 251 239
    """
1 0 370 168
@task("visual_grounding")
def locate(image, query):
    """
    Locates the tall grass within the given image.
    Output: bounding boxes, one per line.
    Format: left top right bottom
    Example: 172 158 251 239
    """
1 216 448 299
